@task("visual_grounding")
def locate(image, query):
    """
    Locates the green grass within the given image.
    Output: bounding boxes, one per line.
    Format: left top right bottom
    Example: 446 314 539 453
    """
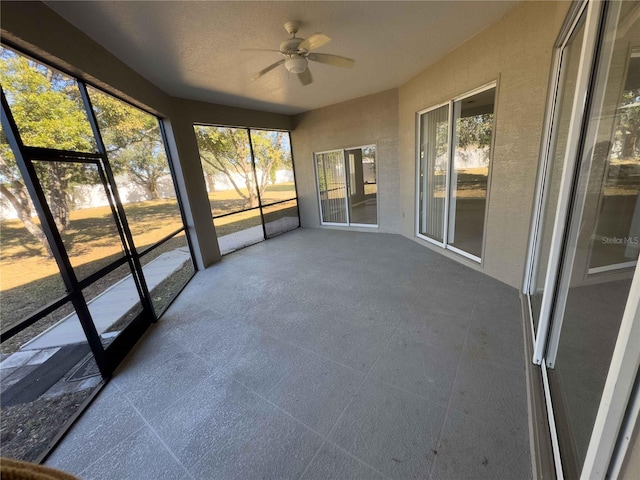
1 188 298 353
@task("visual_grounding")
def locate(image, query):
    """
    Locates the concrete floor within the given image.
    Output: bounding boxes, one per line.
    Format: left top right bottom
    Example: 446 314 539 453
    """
46 229 531 480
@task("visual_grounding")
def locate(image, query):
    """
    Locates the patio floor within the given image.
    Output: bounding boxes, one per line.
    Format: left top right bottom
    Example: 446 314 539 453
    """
45 228 531 480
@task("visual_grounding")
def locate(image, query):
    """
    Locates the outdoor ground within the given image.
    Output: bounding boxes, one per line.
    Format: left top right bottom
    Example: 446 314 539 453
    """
1 183 297 350
0 182 298 463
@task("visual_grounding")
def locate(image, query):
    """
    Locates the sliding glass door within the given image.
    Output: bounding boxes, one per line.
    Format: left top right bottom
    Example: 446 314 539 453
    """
526 1 640 477
527 6 587 331
418 105 449 243
316 150 348 224
417 85 496 261
314 145 378 227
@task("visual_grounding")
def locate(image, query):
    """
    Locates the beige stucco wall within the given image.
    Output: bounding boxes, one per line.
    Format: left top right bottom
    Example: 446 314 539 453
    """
398 0 571 287
291 89 400 233
621 418 640 479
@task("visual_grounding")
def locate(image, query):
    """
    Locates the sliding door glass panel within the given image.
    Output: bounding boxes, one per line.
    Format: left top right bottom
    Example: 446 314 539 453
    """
263 199 299 238
346 146 378 225
32 160 125 281
87 87 184 253
418 106 449 242
250 130 296 206
316 150 347 224
0 47 96 153
588 51 640 272
448 88 496 258
549 4 640 476
531 13 587 328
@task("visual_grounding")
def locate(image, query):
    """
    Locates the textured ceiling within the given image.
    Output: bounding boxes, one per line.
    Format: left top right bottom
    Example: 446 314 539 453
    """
45 1 519 115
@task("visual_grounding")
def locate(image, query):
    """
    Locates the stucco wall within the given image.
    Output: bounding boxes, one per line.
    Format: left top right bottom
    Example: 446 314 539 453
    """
398 0 571 287
291 89 400 233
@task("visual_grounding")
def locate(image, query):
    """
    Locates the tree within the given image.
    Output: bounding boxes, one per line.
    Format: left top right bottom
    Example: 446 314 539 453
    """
1 48 171 257
1 49 96 255
195 127 289 209
456 113 494 150
617 88 640 158
88 87 170 200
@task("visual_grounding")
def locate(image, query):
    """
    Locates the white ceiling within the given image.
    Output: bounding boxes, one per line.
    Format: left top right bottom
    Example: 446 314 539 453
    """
45 1 519 115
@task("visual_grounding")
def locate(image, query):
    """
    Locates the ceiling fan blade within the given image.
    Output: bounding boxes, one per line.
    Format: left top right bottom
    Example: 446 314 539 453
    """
298 68 313 86
307 53 355 68
252 59 285 81
298 33 331 52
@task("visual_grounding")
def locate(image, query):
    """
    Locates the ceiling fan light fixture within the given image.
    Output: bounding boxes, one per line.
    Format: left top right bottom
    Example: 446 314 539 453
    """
285 55 307 74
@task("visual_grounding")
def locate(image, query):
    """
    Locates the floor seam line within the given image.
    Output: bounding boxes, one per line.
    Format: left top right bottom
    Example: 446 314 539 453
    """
428 278 482 480
297 317 405 480
125 396 197 480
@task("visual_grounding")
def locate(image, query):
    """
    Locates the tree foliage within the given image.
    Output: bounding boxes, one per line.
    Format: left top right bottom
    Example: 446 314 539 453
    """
456 113 494 150
0 48 170 256
195 126 290 209
616 88 640 158
1 49 97 254
89 87 169 200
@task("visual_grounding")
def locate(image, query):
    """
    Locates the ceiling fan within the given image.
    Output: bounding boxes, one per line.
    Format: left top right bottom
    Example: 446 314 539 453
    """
249 21 355 86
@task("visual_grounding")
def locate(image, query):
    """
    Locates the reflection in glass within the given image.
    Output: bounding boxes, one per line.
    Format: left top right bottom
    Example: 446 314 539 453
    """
87 87 184 253
214 209 264 255
447 88 496 258
0 46 96 152
418 106 449 242
550 4 639 477
250 130 296 206
316 150 347 224
263 200 299 238
32 160 125 280
531 13 587 328
346 145 378 225
588 53 640 271
139 232 195 316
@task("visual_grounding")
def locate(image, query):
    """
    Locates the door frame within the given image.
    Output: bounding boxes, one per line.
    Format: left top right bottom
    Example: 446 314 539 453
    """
314 144 379 228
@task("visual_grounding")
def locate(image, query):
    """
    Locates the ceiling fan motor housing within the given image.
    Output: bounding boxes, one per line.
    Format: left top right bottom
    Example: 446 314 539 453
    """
280 37 304 55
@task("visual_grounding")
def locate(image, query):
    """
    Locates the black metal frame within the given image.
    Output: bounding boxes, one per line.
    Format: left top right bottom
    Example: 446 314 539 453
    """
1 91 109 376
201 125 301 247
0 45 197 377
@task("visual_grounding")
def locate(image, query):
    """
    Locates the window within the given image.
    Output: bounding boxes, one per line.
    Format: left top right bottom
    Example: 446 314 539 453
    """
0 45 195 461
314 145 378 227
194 125 299 255
417 84 497 261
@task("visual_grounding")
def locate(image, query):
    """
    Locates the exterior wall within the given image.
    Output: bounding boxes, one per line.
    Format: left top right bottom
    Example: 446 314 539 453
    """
0 1 293 269
622 420 640 480
291 89 399 233
398 0 571 287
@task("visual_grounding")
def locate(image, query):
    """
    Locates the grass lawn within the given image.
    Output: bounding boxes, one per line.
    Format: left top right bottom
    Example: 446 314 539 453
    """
1 185 298 352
